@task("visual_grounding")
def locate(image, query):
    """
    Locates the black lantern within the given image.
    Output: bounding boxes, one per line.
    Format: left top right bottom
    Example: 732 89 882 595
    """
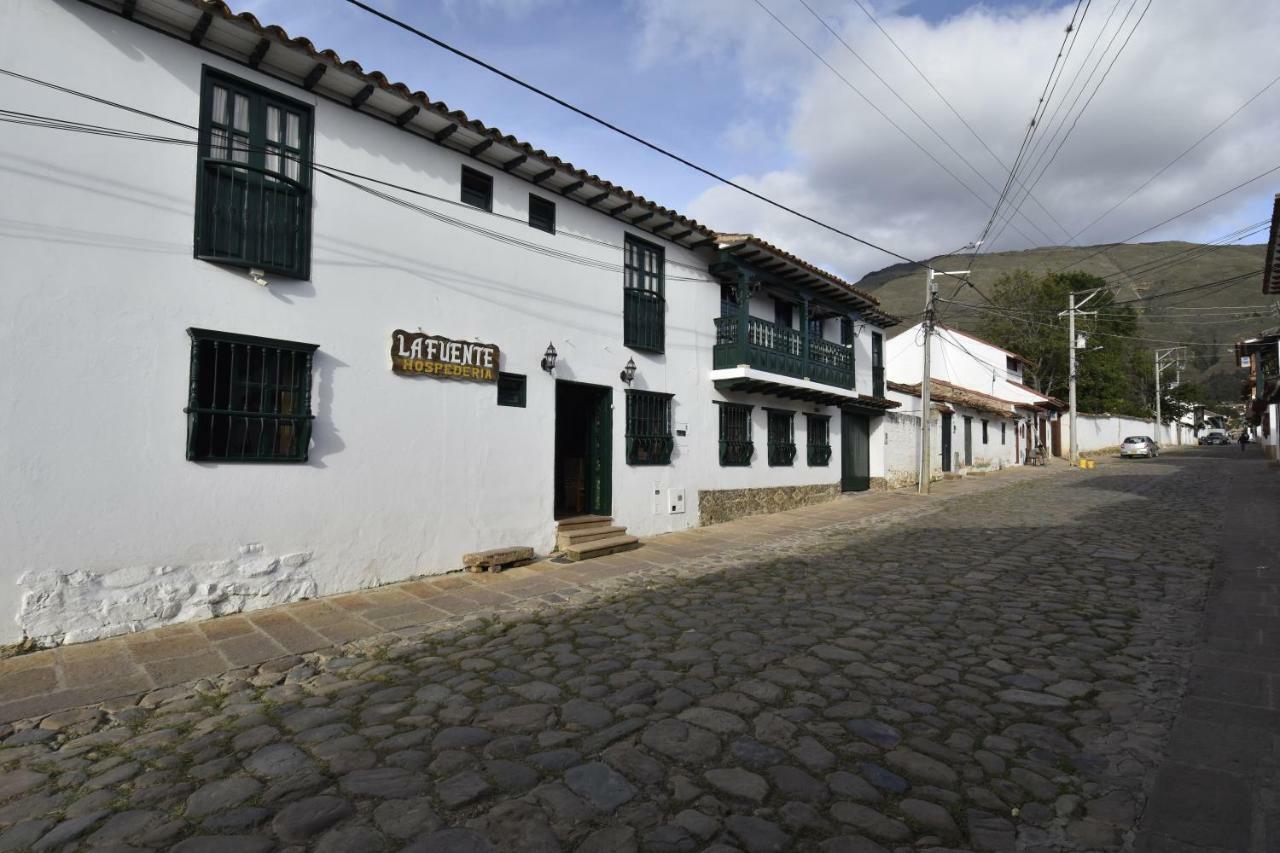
619 357 637 385
541 342 558 373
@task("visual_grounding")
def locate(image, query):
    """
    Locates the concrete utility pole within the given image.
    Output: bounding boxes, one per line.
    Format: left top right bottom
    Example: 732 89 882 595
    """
1153 346 1185 439
1060 289 1101 466
918 266 969 494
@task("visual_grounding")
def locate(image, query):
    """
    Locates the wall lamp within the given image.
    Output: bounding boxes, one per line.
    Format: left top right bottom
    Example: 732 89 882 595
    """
541 342 558 373
620 357 637 386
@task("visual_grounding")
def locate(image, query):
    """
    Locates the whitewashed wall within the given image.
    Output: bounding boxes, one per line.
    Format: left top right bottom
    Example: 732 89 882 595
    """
1068 415 1188 453
0 0 884 645
886 323 1023 399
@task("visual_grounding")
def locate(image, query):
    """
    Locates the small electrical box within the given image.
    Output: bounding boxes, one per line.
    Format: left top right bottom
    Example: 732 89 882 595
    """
668 488 686 515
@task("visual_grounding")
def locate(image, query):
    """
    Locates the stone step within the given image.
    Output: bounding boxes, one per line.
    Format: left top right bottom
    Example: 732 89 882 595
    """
555 515 613 531
556 525 627 549
562 534 641 561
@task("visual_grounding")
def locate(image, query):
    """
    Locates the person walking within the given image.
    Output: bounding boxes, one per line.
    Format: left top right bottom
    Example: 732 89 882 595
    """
1240 430 1249 451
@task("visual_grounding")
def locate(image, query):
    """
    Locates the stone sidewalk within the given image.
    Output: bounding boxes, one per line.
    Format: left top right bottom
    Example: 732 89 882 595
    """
0 464 1060 726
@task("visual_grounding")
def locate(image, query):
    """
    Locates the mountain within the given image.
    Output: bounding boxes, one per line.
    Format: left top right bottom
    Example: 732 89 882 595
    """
855 241 1274 403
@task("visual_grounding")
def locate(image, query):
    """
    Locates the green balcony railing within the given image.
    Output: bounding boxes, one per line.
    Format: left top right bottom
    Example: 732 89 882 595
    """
714 316 854 390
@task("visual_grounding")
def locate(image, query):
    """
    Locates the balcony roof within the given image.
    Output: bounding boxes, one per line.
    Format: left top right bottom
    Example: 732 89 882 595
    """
716 235 901 328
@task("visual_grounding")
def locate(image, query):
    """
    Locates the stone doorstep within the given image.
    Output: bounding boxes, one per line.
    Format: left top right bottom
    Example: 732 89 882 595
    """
462 546 535 573
0 459 1054 725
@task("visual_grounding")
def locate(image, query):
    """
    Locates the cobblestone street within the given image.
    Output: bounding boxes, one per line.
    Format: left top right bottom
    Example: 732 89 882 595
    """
0 454 1251 852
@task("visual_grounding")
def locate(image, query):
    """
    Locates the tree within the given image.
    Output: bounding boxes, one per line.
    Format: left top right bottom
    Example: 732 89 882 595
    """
975 270 1150 417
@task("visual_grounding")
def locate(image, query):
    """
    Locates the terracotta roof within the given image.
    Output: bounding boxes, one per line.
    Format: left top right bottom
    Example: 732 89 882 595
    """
112 0 715 249
716 234 901 327
888 379 1017 417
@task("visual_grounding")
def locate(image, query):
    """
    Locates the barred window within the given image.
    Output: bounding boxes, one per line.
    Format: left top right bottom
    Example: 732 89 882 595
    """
625 390 673 465
767 409 797 467
185 328 318 463
718 403 753 466
196 69 313 279
497 372 526 408
807 414 832 466
623 234 664 353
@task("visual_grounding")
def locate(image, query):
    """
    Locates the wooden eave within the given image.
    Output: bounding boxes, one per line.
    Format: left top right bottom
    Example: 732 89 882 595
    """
101 0 716 251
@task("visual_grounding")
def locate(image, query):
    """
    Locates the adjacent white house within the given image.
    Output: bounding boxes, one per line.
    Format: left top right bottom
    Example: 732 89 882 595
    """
0 0 901 646
882 322 1065 483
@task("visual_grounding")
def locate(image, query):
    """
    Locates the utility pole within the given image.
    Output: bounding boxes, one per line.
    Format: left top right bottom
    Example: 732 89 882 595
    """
1060 289 1101 466
1153 346 1185 439
918 266 970 494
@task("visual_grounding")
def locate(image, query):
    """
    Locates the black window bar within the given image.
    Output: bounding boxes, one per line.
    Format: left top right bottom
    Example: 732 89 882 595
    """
718 403 753 466
185 328 319 463
767 409 797 467
625 390 674 465
807 414 832 466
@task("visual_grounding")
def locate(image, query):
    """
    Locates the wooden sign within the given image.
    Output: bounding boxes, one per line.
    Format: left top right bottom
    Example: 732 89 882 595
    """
391 330 500 382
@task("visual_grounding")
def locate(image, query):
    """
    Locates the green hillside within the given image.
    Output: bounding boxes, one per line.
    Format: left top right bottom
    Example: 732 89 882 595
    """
856 241 1274 403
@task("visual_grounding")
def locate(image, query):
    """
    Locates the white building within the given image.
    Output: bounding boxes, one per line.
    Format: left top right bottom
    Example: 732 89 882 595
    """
882 322 1065 483
0 0 901 646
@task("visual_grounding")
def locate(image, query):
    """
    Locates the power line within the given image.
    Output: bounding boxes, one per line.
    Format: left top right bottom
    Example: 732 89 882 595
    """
334 0 968 283
845 0 1072 242
792 0 1065 246
748 0 1044 249
1068 69 1280 243
1053 163 1280 275
973 0 1091 258
986 0 1151 253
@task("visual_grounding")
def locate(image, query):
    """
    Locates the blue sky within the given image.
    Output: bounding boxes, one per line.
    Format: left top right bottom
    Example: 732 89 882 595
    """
236 0 1280 281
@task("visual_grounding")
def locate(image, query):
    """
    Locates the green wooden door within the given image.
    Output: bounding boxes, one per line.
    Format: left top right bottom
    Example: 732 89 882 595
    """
941 413 953 472
841 412 870 492
588 388 612 516
963 416 973 466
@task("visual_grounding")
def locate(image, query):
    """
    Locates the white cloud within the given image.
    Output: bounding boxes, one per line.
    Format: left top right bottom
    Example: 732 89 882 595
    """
636 0 1280 280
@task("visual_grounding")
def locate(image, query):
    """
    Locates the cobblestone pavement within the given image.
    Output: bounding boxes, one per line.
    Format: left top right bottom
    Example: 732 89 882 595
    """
0 455 1224 852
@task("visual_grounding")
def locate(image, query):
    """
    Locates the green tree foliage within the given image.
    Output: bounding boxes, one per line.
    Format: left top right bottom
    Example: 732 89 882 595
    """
975 270 1152 417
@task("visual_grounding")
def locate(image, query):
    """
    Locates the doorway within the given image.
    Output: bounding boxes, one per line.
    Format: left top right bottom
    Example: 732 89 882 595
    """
841 411 870 492
1050 419 1062 457
941 412 953 472
555 381 612 518
963 416 973 467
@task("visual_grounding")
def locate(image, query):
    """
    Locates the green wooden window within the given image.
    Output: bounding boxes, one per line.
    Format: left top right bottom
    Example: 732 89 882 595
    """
807 414 832 466
528 194 555 233
624 234 664 353
767 409 797 466
774 298 794 329
461 166 492 211
185 328 318 463
871 331 884 398
1002 422 1007 444
982 419 989 444
497 372 526 407
625 390 673 465
840 316 854 346
718 402 753 466
195 68 312 280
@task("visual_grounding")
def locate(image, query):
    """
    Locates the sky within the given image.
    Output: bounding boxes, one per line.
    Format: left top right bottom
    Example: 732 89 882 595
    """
234 0 1280 282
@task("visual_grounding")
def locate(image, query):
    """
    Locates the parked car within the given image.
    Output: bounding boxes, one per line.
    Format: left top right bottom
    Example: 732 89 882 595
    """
1121 436 1160 458
1199 432 1229 445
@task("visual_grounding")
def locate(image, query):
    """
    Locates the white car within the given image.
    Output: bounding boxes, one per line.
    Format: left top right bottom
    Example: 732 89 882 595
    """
1120 436 1160 458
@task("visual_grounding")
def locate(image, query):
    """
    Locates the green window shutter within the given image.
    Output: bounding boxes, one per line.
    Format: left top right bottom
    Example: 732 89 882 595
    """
623 234 665 353
461 167 493 211
806 414 831 466
528 194 556 233
717 402 753 466
767 409 796 467
195 68 312 280
185 328 319 463
625 390 674 465
497 373 526 407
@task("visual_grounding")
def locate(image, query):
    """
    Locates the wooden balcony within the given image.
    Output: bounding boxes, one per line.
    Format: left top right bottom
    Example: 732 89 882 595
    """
714 316 854 390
